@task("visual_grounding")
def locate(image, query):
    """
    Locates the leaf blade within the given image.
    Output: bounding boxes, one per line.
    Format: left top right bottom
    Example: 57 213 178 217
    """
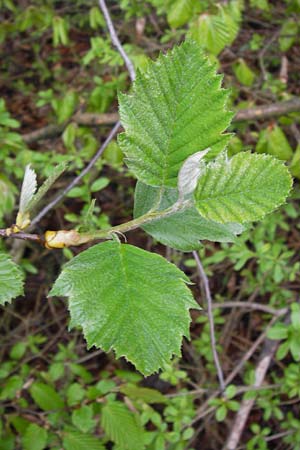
0 253 24 306
49 241 199 375
118 40 232 187
194 152 292 223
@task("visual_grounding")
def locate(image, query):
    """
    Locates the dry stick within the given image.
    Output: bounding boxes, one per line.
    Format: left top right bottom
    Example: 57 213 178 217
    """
223 340 280 450
193 251 225 392
212 301 287 317
21 98 300 144
223 312 289 450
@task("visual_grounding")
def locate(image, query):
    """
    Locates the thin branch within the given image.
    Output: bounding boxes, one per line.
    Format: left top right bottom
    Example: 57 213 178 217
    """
98 0 136 82
223 311 290 450
21 99 300 144
30 0 135 228
0 229 43 244
212 301 287 317
193 251 225 392
30 121 121 226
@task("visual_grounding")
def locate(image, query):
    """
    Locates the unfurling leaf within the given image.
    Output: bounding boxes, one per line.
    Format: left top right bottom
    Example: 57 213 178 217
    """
49 241 199 375
0 253 24 305
118 40 232 188
194 152 292 224
178 149 209 198
19 165 37 214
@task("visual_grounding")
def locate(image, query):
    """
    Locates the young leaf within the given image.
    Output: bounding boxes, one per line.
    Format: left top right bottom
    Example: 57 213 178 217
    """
27 162 68 212
194 152 292 223
21 424 48 450
30 382 65 411
0 253 24 306
134 182 244 252
177 149 209 198
101 400 145 450
49 241 199 375
118 40 232 188
167 0 195 28
19 165 37 214
62 431 104 450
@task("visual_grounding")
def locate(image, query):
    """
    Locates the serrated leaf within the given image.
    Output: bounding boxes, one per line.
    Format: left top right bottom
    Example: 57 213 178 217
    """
167 0 195 28
72 405 96 433
28 162 68 212
62 431 104 450
0 253 24 306
178 149 208 198
19 165 37 214
256 125 293 161
49 241 199 375
194 152 292 223
118 40 232 188
190 8 238 56
134 182 244 252
101 400 145 450
22 424 47 450
30 382 65 411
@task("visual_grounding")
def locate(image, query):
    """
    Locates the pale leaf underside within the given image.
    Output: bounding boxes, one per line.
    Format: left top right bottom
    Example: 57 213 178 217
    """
118 40 233 187
49 241 199 375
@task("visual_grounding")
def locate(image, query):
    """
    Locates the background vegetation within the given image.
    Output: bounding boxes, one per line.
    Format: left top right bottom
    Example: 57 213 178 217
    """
0 0 300 449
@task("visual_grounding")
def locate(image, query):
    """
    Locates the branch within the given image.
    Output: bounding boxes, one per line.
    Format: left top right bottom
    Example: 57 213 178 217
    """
223 311 290 450
212 301 287 316
98 0 136 82
193 251 225 392
234 97 300 122
30 121 121 226
29 0 135 228
21 98 300 144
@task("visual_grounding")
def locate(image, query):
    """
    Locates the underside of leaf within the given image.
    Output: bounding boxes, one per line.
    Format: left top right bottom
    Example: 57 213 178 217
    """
118 40 233 187
49 241 199 375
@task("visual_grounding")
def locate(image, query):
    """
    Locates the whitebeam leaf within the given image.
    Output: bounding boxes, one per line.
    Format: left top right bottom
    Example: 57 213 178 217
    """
0 253 24 305
134 182 244 252
49 241 199 375
118 40 232 188
194 152 292 224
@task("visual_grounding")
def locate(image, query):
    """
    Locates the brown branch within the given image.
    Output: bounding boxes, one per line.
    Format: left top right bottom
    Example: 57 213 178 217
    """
21 98 300 145
234 97 300 122
0 229 44 245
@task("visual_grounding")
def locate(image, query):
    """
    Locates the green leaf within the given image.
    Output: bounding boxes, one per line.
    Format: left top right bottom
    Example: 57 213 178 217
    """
267 323 288 340
72 405 96 433
101 400 145 450
30 382 65 411
120 385 167 404
233 58 255 86
167 0 195 28
256 125 293 161
216 404 227 422
190 9 239 56
62 431 104 450
279 19 298 52
0 253 24 306
66 383 85 406
22 424 48 450
118 40 232 188
49 241 199 375
134 182 244 252
194 152 292 223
